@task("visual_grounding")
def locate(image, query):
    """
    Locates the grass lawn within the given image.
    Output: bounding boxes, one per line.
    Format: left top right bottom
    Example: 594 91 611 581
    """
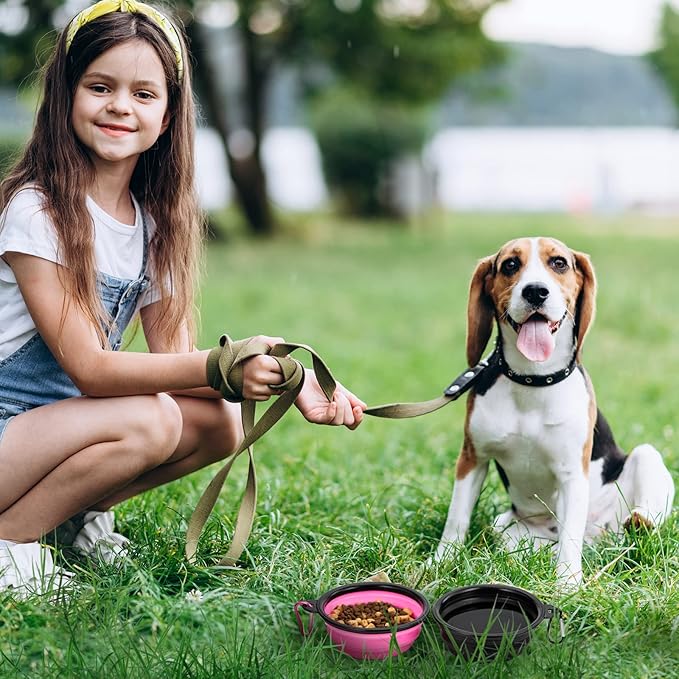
1 212 678 678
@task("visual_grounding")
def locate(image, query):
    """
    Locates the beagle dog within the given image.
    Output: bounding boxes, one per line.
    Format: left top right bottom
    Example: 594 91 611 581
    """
435 237 675 586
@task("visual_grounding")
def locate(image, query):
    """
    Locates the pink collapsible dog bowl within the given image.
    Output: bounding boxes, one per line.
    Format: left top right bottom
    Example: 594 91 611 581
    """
294 582 429 660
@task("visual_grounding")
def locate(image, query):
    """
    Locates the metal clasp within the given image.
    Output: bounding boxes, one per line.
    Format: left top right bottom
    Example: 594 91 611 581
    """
294 600 316 638
544 606 566 644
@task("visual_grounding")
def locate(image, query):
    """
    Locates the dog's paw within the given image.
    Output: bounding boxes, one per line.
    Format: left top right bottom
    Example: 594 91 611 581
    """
555 563 583 591
430 540 462 565
555 576 581 592
624 511 655 532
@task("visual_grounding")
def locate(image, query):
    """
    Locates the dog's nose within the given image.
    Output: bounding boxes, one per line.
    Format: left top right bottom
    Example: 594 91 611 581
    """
522 283 550 306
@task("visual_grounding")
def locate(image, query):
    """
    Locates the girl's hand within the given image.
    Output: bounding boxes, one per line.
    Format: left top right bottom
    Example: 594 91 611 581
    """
241 335 286 400
295 369 366 430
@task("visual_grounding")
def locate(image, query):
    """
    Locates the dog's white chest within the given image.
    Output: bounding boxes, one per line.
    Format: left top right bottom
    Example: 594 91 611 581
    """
468 372 591 510
471 372 589 438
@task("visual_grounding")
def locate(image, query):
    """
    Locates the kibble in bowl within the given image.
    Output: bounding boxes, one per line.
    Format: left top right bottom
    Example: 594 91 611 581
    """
294 582 429 660
330 600 416 629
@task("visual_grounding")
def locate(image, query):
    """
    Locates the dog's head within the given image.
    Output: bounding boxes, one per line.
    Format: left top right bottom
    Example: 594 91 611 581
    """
466 237 596 366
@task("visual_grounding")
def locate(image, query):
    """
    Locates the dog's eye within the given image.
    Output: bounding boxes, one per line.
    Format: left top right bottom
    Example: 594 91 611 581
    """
500 258 520 276
549 257 569 272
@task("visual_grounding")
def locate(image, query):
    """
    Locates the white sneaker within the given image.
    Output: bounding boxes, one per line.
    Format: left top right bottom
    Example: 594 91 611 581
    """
72 511 129 564
0 539 74 599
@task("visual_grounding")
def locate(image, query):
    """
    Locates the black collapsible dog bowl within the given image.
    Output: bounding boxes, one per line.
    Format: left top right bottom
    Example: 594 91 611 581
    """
433 584 564 659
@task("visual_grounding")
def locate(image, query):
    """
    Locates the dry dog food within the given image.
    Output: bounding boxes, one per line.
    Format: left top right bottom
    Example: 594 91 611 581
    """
330 601 415 629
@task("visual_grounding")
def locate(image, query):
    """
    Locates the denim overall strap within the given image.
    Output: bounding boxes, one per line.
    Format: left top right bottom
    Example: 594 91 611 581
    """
102 210 150 351
0 208 151 417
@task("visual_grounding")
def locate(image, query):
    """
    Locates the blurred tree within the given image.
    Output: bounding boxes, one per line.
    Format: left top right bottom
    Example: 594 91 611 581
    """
0 1 58 85
311 86 427 216
649 2 679 122
297 1 505 217
0 0 503 231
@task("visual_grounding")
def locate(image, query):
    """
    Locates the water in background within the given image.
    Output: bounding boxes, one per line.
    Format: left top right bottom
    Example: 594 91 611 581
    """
197 126 679 214
195 127 327 212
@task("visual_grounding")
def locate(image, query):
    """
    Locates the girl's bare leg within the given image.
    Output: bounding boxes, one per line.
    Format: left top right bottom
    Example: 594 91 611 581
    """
0 393 183 542
94 396 243 508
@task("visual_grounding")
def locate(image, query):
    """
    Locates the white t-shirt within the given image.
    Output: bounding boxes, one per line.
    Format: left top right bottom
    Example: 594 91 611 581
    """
0 187 160 361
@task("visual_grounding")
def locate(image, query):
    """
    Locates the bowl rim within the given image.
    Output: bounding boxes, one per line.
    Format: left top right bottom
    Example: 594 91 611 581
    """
432 583 547 638
314 581 430 635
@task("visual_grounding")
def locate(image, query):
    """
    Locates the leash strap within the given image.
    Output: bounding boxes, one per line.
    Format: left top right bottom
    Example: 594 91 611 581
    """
364 356 489 418
186 335 488 565
186 336 335 565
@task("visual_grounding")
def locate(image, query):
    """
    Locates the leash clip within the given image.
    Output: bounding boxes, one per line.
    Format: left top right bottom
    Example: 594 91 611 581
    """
443 360 488 398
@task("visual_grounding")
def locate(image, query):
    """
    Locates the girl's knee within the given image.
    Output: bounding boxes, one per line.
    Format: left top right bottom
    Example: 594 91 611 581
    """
155 392 184 445
128 394 183 467
195 400 242 462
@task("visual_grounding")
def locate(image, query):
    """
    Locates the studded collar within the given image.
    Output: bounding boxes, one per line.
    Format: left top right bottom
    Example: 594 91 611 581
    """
494 335 578 387
442 335 578 400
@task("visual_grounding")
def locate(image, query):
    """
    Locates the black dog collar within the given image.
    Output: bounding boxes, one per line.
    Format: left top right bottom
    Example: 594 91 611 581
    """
443 337 578 398
493 325 578 386
496 345 577 387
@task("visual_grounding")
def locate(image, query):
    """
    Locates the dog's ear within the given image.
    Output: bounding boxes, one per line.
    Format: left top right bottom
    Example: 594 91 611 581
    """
466 255 496 366
573 250 596 361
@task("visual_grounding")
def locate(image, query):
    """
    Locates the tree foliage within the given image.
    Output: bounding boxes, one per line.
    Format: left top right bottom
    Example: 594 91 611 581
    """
0 0 504 229
649 1 679 122
0 0 61 84
284 0 503 103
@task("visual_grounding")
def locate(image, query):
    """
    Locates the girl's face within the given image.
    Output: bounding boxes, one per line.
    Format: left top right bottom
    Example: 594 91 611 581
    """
71 39 170 172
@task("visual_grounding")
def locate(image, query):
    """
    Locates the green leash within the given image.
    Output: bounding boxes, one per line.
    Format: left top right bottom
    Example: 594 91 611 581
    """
185 335 488 566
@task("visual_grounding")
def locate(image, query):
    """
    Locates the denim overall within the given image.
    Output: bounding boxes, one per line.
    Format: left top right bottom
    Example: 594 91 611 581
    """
0 213 150 442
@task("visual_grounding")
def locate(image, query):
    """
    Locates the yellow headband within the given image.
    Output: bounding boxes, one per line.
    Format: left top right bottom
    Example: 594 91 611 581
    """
65 0 184 82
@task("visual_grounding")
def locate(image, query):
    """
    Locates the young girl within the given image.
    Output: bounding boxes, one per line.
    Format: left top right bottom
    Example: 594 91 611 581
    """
0 1 365 595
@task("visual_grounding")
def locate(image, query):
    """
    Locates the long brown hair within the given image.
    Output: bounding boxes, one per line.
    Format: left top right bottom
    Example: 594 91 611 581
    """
0 7 203 349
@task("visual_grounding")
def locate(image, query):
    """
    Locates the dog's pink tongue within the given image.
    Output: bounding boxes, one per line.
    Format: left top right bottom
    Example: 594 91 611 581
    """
517 317 555 362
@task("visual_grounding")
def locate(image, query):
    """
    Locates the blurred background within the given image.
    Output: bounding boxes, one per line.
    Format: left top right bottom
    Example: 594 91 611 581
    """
3 0 679 234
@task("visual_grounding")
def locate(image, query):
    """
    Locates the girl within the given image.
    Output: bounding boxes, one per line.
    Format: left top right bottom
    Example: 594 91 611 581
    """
0 1 365 596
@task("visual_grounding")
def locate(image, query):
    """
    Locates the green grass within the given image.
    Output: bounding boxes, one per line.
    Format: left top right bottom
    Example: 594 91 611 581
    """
2 212 678 678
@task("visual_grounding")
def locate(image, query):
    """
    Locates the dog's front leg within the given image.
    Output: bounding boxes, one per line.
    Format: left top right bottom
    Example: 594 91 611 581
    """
435 442 488 561
554 471 589 587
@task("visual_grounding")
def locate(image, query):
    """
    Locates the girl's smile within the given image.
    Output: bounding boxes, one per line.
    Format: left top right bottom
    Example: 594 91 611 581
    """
96 123 137 136
72 39 169 169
